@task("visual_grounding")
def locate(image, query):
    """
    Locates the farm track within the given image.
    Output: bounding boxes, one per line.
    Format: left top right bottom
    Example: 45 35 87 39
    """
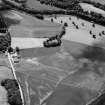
7 53 25 105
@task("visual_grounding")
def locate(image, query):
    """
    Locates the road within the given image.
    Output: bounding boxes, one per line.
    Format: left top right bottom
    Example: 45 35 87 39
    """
7 52 25 105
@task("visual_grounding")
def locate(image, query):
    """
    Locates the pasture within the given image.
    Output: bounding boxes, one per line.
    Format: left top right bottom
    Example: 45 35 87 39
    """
2 10 62 38
45 15 105 48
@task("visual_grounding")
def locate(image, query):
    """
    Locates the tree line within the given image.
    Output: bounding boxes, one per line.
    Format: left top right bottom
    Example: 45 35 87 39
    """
2 0 105 26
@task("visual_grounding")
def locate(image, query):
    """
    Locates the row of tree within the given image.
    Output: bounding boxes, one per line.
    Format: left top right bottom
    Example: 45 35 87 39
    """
37 0 79 10
37 0 105 26
0 15 11 53
66 9 105 26
38 0 105 11
3 0 105 27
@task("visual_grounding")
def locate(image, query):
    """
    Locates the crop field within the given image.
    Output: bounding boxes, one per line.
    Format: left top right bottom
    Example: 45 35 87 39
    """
14 13 105 105
0 56 14 105
42 84 98 105
0 56 14 80
15 59 68 105
10 10 105 105
0 86 8 105
10 12 105 105
20 47 60 58
15 46 105 105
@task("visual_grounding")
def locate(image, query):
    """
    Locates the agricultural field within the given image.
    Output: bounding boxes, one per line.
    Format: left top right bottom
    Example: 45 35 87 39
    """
14 13 105 105
15 58 68 105
0 56 14 105
20 47 60 58
80 3 105 17
1 9 63 49
1 0 105 105
45 15 105 48
42 84 98 105
83 0 105 4
14 39 105 105
1 10 62 38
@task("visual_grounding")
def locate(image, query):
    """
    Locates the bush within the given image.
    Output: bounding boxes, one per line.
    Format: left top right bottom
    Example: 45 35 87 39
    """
35 14 44 20
64 22 68 27
92 23 95 28
1 79 22 105
8 89 22 105
51 18 53 22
